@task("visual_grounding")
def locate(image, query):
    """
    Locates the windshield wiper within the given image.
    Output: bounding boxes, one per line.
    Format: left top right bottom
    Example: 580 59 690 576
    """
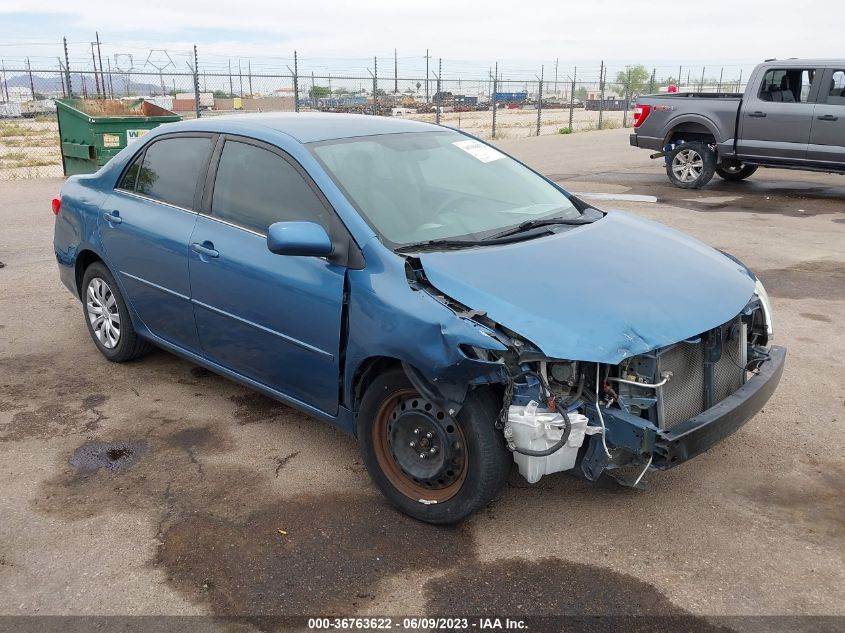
395 229 559 253
394 239 485 253
486 216 594 241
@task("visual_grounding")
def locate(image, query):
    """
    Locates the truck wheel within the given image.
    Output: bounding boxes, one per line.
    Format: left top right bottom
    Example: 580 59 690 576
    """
357 367 511 524
716 161 758 181
666 142 716 189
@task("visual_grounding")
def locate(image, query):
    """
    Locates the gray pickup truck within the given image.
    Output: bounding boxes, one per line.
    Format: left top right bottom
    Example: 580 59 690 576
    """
630 59 845 188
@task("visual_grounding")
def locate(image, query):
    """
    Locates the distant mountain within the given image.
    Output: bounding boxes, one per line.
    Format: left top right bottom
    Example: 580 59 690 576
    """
4 73 169 97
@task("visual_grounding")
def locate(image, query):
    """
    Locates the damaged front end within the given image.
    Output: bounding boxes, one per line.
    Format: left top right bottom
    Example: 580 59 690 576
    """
405 255 785 488
502 297 785 487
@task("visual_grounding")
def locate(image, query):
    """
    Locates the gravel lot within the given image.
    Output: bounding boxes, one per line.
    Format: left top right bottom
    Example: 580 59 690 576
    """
0 128 843 630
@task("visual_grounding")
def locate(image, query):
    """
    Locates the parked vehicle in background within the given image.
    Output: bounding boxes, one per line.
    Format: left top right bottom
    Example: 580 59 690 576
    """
53 113 784 523
630 59 845 188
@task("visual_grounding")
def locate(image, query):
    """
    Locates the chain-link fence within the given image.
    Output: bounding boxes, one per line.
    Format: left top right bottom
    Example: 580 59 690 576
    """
0 40 749 180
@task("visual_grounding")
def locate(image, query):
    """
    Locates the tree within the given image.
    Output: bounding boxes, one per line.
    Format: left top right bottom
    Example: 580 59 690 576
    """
616 64 651 94
574 86 588 102
308 85 331 99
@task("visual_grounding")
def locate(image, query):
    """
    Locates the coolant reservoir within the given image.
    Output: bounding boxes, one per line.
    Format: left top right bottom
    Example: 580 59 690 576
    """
506 401 595 484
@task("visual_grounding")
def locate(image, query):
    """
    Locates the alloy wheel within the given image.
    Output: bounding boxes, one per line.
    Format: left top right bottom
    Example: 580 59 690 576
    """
671 148 704 183
86 277 121 349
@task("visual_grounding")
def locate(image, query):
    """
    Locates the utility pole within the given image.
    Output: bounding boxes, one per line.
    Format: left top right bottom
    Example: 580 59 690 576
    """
293 51 300 112
228 59 233 96
536 65 543 136
91 42 101 97
569 66 576 131
193 45 201 119
491 61 498 139
554 57 558 96
372 56 378 115
717 67 724 92
598 60 605 130
311 71 316 108
699 66 706 92
435 57 442 125
27 57 35 100
63 37 73 97
623 66 631 127
424 49 431 103
96 32 105 98
394 48 398 94
106 57 113 97
238 60 243 97
1 60 7 102
677 65 682 88
248 60 253 97
58 58 67 98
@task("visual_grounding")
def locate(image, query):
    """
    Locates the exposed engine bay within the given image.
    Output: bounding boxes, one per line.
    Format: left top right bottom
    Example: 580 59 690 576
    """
497 295 773 485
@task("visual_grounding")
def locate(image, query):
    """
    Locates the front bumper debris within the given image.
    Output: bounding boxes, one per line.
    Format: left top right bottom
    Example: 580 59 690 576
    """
580 346 786 479
654 345 786 468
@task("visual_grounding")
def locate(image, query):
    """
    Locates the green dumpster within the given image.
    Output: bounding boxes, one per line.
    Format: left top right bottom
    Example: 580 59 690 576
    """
55 99 181 176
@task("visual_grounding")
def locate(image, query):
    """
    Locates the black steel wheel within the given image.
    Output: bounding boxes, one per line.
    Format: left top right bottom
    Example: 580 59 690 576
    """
357 367 511 524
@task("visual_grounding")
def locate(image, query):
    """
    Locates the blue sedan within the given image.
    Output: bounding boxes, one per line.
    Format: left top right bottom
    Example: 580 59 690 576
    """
53 113 785 523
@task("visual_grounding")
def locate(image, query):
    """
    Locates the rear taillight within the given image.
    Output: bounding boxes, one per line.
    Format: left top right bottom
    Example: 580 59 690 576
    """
633 104 651 128
52 197 61 216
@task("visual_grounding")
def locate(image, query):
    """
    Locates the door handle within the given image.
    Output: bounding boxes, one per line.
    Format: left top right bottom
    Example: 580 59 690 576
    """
817 114 839 121
748 111 767 118
191 242 219 258
102 210 122 224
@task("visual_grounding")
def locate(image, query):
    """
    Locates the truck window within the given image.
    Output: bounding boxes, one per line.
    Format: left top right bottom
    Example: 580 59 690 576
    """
826 71 845 105
758 69 815 103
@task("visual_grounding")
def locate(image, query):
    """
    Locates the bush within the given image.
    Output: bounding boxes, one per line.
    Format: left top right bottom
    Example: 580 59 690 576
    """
558 127 573 134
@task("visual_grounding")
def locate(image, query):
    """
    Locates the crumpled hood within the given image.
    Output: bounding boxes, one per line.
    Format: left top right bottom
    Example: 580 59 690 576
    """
418 211 756 363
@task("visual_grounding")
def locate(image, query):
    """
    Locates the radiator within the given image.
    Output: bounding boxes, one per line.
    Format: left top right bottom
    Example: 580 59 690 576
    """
656 321 747 431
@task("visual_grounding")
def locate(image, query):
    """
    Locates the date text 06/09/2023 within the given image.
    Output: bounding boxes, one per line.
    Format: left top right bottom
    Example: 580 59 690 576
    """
307 617 528 630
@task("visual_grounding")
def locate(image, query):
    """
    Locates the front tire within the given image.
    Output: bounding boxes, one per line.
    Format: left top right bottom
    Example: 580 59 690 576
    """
357 367 511 524
81 262 151 362
716 161 758 181
666 141 716 189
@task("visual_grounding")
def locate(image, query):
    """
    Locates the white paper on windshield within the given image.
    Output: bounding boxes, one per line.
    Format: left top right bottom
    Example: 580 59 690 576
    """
452 140 505 163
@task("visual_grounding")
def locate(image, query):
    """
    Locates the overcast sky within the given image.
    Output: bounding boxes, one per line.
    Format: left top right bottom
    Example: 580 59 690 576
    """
0 1 841 80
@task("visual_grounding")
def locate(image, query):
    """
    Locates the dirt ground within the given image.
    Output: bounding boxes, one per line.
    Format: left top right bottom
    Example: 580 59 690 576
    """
0 128 843 631
0 118 62 180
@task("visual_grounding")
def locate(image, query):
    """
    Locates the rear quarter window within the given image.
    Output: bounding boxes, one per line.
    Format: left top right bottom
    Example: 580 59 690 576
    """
133 136 213 209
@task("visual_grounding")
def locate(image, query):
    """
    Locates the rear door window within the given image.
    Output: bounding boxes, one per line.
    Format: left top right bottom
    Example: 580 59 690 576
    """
134 136 214 209
210 140 329 234
824 70 845 105
758 69 816 103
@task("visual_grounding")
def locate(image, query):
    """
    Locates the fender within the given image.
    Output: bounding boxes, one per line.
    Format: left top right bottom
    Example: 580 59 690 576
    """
661 112 723 145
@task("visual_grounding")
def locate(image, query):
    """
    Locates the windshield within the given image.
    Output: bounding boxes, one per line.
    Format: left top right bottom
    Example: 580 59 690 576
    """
310 131 584 247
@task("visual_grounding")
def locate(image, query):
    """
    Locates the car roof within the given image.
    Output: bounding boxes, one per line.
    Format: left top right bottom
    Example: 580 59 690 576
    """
167 112 442 144
761 59 845 67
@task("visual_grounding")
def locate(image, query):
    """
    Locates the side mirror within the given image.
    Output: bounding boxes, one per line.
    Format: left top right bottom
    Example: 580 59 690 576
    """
266 221 333 257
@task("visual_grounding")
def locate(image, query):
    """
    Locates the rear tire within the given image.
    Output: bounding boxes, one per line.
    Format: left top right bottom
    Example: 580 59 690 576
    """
357 367 511 524
81 262 151 362
716 161 758 181
666 141 716 189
